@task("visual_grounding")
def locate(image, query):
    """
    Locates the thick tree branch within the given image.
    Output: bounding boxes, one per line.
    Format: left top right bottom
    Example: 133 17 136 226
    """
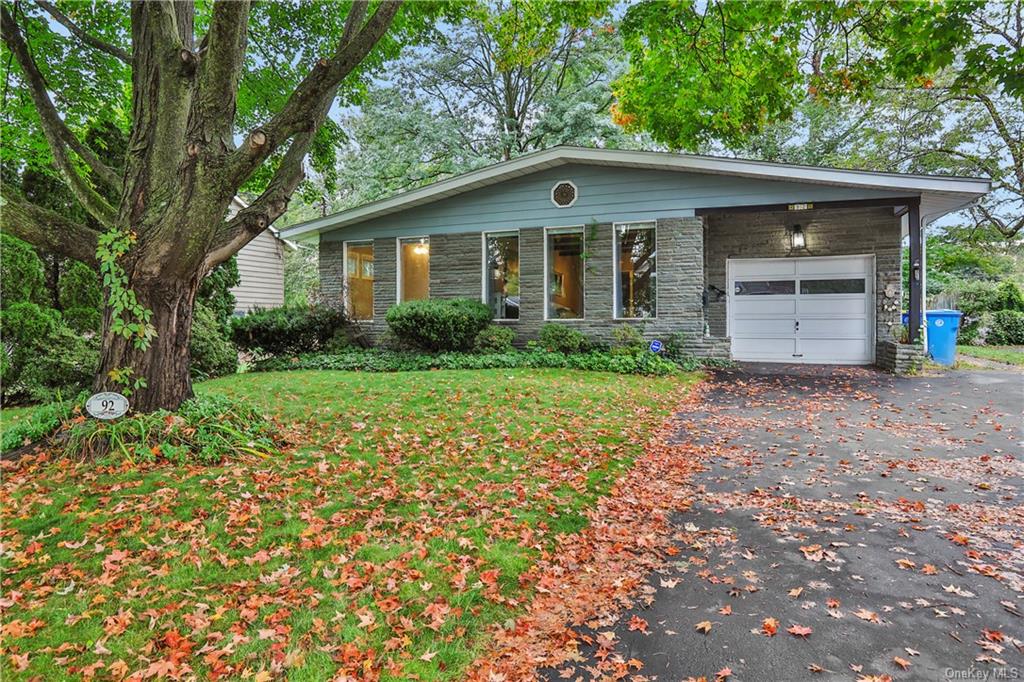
223 0 399 189
976 201 1023 239
36 0 131 63
194 0 250 145
1 185 99 267
205 132 310 272
121 1 196 229
1 5 120 225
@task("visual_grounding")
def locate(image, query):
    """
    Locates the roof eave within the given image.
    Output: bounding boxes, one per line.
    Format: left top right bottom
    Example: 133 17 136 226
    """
280 146 991 240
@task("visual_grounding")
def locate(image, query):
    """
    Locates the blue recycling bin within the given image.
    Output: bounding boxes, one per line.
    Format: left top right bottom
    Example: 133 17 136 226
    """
925 309 962 366
899 309 962 365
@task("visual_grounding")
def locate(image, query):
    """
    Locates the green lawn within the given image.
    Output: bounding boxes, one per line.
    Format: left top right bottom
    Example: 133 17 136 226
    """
0 368 698 680
957 345 1024 366
0 404 42 426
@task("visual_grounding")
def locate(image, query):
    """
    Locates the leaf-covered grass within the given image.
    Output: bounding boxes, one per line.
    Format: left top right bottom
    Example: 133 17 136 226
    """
957 344 1024 366
0 368 699 680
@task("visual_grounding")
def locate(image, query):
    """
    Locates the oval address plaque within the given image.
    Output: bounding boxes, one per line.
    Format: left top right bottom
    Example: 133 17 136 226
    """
85 392 130 420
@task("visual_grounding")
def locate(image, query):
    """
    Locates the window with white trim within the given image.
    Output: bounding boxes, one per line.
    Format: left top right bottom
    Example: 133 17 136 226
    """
614 223 657 318
484 232 519 319
546 227 585 319
398 237 429 302
344 241 374 320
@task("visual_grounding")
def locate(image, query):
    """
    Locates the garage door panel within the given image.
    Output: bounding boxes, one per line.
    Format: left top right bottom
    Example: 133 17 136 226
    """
732 337 796 358
732 318 799 337
800 317 868 338
799 297 867 315
729 255 873 364
796 257 869 276
733 298 796 316
736 260 797 277
800 339 870 362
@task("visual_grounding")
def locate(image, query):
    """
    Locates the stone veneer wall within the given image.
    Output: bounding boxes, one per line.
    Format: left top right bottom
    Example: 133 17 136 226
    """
320 218 717 351
875 341 925 374
703 207 903 349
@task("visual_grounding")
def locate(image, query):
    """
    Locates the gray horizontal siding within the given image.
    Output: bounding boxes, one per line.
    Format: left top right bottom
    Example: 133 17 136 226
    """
323 163 911 242
232 229 285 313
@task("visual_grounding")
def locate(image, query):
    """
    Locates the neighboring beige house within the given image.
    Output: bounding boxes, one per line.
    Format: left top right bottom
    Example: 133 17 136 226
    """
228 197 292 314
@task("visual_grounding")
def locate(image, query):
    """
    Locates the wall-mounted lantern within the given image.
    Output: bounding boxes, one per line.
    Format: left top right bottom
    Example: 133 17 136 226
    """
790 224 806 249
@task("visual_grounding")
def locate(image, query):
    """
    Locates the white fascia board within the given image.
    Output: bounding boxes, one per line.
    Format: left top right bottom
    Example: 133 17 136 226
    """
281 146 991 240
558 147 991 195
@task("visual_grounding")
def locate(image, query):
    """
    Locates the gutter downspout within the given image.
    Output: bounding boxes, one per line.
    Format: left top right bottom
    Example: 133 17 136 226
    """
921 221 928 350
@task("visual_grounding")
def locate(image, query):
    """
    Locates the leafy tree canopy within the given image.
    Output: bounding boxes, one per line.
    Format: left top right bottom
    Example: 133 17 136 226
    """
612 1 988 151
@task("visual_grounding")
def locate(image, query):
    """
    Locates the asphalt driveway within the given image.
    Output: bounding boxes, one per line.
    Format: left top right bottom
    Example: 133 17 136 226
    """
547 366 1023 682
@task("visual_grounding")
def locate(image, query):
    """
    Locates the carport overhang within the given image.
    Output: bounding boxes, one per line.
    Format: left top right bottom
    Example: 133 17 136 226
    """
693 191 990 347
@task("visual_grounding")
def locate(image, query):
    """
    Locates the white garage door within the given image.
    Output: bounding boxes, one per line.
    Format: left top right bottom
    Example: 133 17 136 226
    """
728 255 874 364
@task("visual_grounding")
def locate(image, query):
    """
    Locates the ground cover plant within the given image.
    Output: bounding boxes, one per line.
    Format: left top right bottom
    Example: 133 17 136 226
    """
252 347 696 376
0 396 82 455
0 368 699 680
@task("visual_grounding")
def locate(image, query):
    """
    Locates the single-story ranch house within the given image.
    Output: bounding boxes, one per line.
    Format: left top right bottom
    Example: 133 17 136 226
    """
281 147 989 369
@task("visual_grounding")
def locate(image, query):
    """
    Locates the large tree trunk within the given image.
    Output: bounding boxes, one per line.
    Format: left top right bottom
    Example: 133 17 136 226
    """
94 272 202 413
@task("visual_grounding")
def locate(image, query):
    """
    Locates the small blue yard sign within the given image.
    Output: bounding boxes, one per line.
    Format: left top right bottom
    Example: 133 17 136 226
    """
649 339 663 353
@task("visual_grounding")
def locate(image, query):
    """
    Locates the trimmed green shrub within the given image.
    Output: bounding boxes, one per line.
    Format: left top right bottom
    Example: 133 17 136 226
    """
2 302 63 402
385 298 492 352
0 234 48 308
231 305 345 355
19 325 98 403
0 303 98 404
190 302 238 380
1 301 60 341
61 305 102 334
993 280 1024 313
949 280 1000 341
538 322 590 353
610 324 645 355
57 260 102 332
986 310 1024 345
474 324 515 353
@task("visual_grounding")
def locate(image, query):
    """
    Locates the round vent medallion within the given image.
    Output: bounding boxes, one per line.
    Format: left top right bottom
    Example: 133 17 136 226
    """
551 180 578 208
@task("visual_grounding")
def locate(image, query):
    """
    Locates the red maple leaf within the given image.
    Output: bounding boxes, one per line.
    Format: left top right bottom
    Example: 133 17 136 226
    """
628 615 650 633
